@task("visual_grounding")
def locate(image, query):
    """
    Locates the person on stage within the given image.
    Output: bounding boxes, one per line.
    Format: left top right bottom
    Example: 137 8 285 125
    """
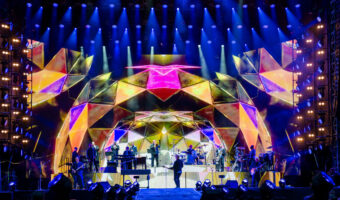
111 141 119 162
72 156 84 189
249 145 256 163
186 145 196 165
130 143 138 169
170 154 184 188
249 157 261 187
87 142 99 172
72 147 79 164
149 140 159 167
123 146 133 170
216 145 226 172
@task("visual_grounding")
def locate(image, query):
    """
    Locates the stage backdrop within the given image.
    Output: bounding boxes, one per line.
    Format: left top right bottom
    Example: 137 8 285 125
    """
27 40 299 173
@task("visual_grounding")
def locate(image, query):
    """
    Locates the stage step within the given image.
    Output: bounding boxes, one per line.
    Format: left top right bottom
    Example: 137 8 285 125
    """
136 188 201 200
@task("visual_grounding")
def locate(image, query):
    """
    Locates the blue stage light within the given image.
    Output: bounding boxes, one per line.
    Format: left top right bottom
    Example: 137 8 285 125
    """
216 4 221 9
295 4 301 8
81 4 86 8
162 4 167 8
27 3 32 7
110 4 115 8
270 4 275 8
190 4 195 9
53 3 58 7
59 24 64 28
243 4 247 8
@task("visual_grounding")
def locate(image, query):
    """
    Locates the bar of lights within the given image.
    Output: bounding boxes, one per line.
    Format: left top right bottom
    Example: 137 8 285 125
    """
307 110 314 114
2 51 10 55
12 38 20 43
307 86 313 90
297 137 304 142
1 130 9 134
306 63 313 67
13 111 20 115
1 24 10 29
1 77 10 81
296 50 302 54
13 63 20 67
1 103 9 107
318 102 325 106
23 94 29 98
317 76 325 80
297 116 303 120
22 139 29 143
296 72 302 76
22 116 29 121
308 133 315 137
317 50 325 55
317 24 324 29
23 72 29 76
13 135 20 139
318 127 325 132
306 39 313 43
12 87 19 91
296 94 302 97
23 49 29 53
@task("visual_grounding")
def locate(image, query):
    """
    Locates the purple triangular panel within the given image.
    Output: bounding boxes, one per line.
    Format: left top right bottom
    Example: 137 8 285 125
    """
201 128 214 142
240 103 258 129
114 129 127 142
69 103 87 130
40 75 67 94
260 75 286 93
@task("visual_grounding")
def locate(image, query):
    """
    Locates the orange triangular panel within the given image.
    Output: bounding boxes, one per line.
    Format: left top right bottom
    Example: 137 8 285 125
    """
182 81 212 104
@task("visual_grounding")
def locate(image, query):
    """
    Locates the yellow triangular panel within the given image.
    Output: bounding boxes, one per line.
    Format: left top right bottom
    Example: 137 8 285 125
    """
182 81 212 104
115 81 145 105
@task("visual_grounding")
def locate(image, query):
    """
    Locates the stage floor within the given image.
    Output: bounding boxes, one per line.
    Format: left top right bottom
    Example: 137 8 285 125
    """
89 166 250 188
136 188 201 200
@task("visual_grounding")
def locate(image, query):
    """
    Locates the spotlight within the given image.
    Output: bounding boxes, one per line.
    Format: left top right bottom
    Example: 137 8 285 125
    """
27 3 32 7
295 4 301 8
9 181 16 191
279 179 286 189
53 3 58 7
260 180 276 200
110 4 115 8
242 179 248 187
270 4 275 8
190 4 195 9
88 182 104 200
81 3 86 8
216 4 221 9
317 16 322 22
124 180 132 188
203 179 211 190
196 181 202 191
59 24 64 28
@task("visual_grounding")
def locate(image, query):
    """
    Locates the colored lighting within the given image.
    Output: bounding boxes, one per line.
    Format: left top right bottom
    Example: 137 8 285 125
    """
81 4 86 8
27 3 32 7
53 3 58 7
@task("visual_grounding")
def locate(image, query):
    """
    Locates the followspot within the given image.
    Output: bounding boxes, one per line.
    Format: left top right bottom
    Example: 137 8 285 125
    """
53 3 58 7
251 27 254 30
285 7 288 10
177 8 180 11
40 6 43 9
242 4 248 8
204 7 208 11
59 24 64 28
317 16 322 22
162 4 167 8
270 4 275 8
27 3 32 7
175 28 178 31
81 4 86 8
216 4 221 9
162 25 167 29
295 4 301 8
110 4 115 8
279 179 286 189
190 4 195 9
86 24 91 29
232 7 235 10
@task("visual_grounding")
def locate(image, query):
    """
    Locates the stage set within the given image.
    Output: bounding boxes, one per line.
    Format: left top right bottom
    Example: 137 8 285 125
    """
29 40 295 188
0 0 338 199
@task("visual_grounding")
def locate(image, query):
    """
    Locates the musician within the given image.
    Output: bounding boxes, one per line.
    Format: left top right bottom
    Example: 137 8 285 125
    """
87 142 99 172
130 143 138 169
123 146 133 170
72 147 79 163
72 156 84 189
149 140 159 167
249 145 256 164
111 142 120 162
216 145 226 172
170 154 184 188
186 145 196 165
249 157 261 187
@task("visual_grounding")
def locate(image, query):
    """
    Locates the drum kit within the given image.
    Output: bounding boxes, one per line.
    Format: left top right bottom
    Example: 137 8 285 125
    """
171 144 208 165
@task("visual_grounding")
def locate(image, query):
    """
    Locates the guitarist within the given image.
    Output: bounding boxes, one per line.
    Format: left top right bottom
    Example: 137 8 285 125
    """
72 156 84 189
249 157 261 187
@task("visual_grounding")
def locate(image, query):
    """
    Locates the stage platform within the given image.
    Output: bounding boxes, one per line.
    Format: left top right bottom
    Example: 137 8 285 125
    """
86 166 251 188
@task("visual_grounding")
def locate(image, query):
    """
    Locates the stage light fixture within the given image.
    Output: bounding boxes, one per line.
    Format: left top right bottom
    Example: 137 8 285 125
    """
48 173 72 200
297 137 304 142
279 179 286 189
124 180 132 188
9 181 16 191
196 181 202 191
260 180 276 199
203 179 211 191
88 182 104 200
242 179 248 187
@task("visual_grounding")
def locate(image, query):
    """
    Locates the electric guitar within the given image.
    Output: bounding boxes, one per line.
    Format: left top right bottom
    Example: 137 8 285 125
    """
71 163 85 174
250 163 264 176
